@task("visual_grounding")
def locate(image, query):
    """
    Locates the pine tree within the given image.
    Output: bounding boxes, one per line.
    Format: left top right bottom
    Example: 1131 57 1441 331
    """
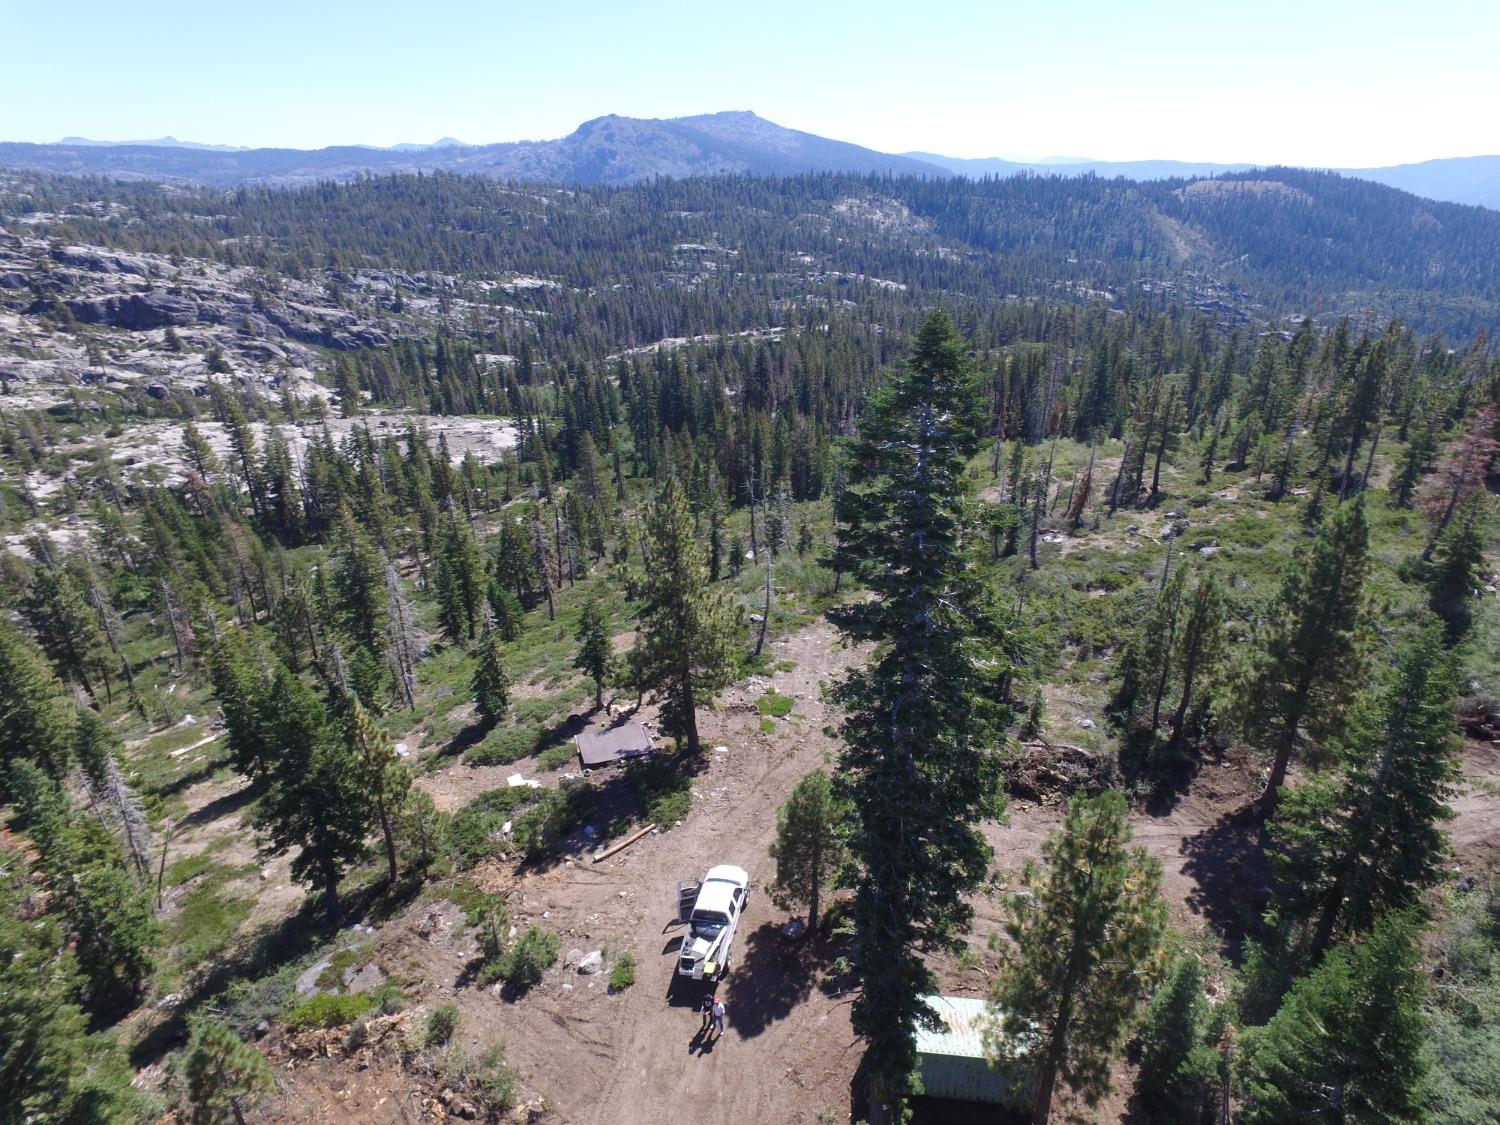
0 874 144 1123
1238 912 1428 1124
9 762 157 1017
332 507 388 658
637 474 738 755
180 1020 273 1125
1167 571 1224 748
471 624 510 728
1428 497 1487 642
768 771 847 934
1271 623 1459 955
573 597 612 710
434 507 485 642
346 695 411 885
246 661 370 919
23 561 113 703
1242 497 1370 811
989 790 1168 1125
0 617 76 792
1136 955 1218 1122
829 311 1011 1108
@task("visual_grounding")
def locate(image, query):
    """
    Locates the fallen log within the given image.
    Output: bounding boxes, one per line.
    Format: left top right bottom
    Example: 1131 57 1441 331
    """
592 822 656 863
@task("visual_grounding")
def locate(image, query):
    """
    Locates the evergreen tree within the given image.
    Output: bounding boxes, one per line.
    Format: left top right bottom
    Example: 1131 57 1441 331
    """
1167 570 1224 748
434 508 486 642
9 762 157 1018
471 623 510 728
1242 497 1370 811
1428 497 1487 642
573 597 612 710
23 562 113 703
989 790 1168 1125
1271 623 1459 954
346 695 411 885
0 873 144 1123
180 1020 273 1125
829 311 1011 1108
1136 955 1219 1122
768 771 847 934
331 507 388 657
0 617 76 792
247 664 369 919
637 474 737 755
1238 912 1428 1124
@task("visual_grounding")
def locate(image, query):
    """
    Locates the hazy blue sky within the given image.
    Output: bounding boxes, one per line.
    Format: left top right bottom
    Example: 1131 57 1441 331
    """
5 0 1496 166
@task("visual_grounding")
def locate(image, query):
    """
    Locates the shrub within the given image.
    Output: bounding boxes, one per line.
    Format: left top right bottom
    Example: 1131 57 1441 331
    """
465 725 540 767
609 952 636 992
536 742 577 771
482 927 559 994
425 1003 460 1047
447 787 539 869
627 758 692 826
284 991 372 1030
438 1044 517 1115
510 779 595 859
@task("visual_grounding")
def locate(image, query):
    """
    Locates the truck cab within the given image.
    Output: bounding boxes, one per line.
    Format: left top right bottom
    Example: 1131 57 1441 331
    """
672 865 750 981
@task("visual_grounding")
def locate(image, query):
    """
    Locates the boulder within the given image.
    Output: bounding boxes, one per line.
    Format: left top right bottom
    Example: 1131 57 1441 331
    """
62 292 198 329
50 245 153 276
576 950 604 975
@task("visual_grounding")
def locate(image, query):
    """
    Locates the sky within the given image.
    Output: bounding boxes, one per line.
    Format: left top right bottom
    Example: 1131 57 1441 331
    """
4 0 1498 167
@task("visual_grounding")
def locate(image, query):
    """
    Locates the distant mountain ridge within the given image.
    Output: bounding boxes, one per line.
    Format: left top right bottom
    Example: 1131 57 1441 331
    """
5 112 1499 209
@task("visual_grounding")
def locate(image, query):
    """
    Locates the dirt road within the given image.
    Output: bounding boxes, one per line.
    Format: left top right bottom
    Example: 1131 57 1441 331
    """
267 614 1500 1124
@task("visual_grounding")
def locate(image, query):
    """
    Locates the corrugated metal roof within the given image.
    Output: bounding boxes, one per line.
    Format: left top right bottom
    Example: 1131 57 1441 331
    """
576 722 655 766
914 994 992 1060
914 995 1032 1107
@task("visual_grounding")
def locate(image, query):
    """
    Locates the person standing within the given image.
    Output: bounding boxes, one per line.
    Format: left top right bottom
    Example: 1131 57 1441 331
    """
700 992 715 1033
710 996 727 1038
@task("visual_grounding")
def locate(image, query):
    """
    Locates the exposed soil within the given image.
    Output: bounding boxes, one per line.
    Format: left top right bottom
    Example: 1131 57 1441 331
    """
248 615 1500 1124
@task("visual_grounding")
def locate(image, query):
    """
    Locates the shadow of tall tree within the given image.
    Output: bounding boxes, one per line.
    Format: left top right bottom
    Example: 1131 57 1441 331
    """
1178 808 1273 957
723 922 838 1039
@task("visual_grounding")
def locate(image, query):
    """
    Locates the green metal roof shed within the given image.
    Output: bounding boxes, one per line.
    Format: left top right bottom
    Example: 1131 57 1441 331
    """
913 994 1031 1107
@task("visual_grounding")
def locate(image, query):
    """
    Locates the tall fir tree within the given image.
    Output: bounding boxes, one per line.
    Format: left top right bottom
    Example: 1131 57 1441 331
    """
471 623 511 729
9 762 157 1018
573 597 612 711
1238 912 1428 1125
1242 497 1370 811
637 474 738 755
1271 622 1459 955
0 616 76 792
828 311 1011 1108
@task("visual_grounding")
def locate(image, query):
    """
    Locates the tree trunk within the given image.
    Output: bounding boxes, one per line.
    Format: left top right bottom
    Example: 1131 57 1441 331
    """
323 863 341 922
754 556 772 657
808 829 822 934
378 795 398 885
1168 661 1198 747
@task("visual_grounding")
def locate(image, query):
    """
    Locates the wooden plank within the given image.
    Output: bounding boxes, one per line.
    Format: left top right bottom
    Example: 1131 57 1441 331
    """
592 822 656 863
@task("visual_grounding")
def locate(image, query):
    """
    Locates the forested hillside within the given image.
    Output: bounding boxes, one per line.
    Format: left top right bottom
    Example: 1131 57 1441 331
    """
1 163 1498 1124
8 164 1500 341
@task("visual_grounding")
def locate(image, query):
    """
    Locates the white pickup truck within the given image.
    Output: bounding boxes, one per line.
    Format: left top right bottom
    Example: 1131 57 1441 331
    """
671 865 750 981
